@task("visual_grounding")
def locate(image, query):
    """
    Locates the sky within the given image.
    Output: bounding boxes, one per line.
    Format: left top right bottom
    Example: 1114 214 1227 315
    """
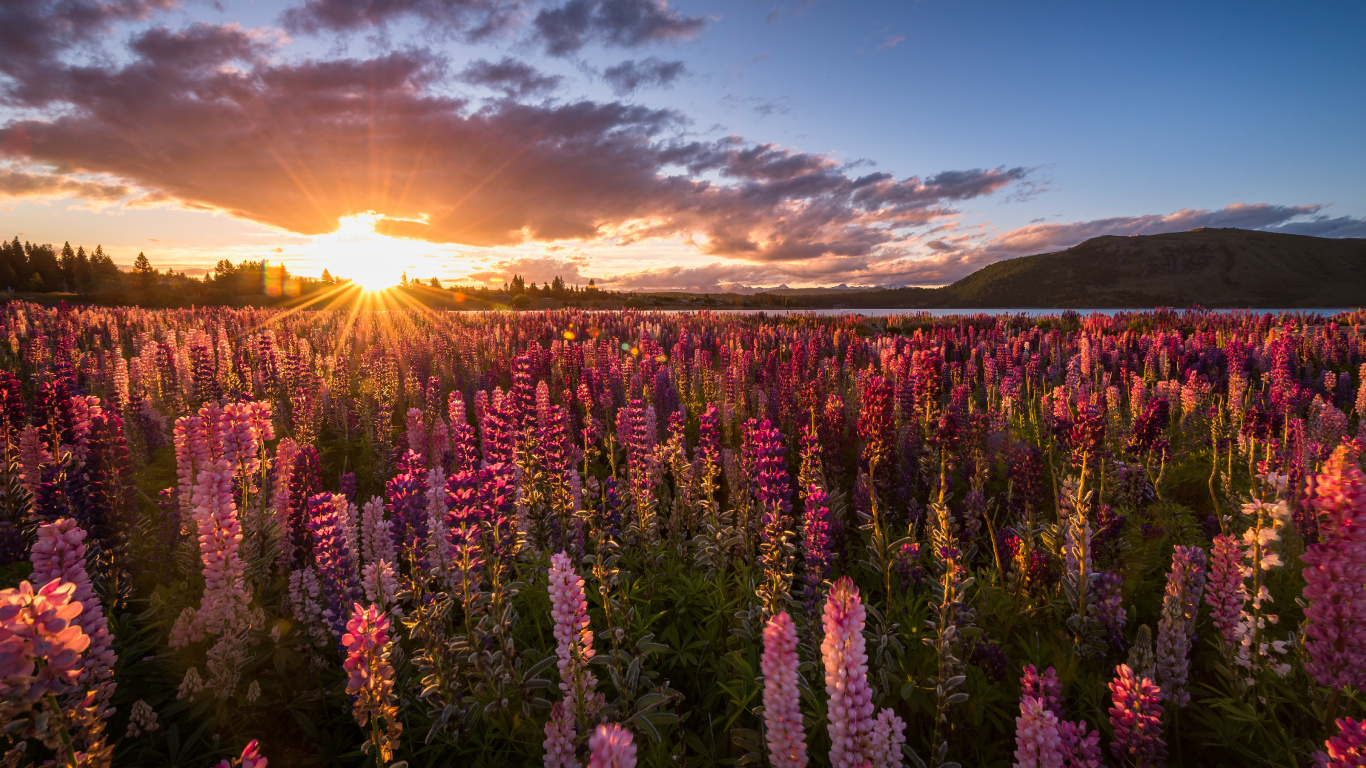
0 0 1363 291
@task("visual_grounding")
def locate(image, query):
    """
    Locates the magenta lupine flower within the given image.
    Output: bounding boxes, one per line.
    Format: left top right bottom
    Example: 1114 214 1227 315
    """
270 438 301 559
285 446 323 567
1205 534 1246 651
1107 664 1166 767
762 612 807 768
1057 719 1103 768
341 602 402 763
30 519 115 699
0 579 90 706
1316 717 1366 768
1014 696 1064 768
1302 444 1366 690
1155 545 1207 707
548 551 600 723
1020 665 1064 718
588 723 636 768
822 577 875 768
449 393 480 472
185 460 251 641
216 739 269 768
385 450 430 568
307 493 363 641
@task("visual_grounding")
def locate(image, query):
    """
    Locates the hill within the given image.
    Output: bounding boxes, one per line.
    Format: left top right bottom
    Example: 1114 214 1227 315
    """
780 228 1366 308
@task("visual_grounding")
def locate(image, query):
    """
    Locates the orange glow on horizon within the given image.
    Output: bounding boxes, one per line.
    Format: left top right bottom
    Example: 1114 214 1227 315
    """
302 213 433 291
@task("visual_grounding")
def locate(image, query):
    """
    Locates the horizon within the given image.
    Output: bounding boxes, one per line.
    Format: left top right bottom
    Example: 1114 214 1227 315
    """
1 0 1363 292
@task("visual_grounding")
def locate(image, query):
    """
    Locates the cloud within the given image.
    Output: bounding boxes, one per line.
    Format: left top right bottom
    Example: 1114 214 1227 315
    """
0 169 130 201
459 57 562 97
280 0 522 39
1266 214 1366 239
876 33 904 51
0 20 1030 271
463 255 590 285
979 203 1331 259
601 57 685 95
533 0 704 56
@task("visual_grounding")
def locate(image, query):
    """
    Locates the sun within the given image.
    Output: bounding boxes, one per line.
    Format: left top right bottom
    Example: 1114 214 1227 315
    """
305 213 429 291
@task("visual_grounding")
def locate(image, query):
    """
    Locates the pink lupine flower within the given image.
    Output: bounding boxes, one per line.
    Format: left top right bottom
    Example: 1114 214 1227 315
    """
341 603 402 762
1205 534 1246 651
30 519 115 700
1302 443 1366 691
1316 717 1366 768
183 460 251 642
1014 696 1064 768
548 551 599 722
0 579 90 703
1020 665 1064 718
216 739 268 768
406 407 426 461
761 611 807 768
543 701 578 768
17 425 51 498
588 723 636 768
822 577 874 768
1107 664 1166 767
868 708 906 768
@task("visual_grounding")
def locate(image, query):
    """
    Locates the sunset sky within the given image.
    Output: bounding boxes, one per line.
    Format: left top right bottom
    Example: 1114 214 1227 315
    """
1 0 1363 291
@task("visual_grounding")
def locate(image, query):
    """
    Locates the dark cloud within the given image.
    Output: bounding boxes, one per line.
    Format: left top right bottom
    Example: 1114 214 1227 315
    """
459 57 562 98
280 0 521 40
0 20 1028 266
533 0 704 56
1267 214 1366 239
601 57 685 95
0 0 175 98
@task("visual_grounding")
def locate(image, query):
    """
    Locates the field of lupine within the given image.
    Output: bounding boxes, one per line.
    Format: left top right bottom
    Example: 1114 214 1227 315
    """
1 303 1366 768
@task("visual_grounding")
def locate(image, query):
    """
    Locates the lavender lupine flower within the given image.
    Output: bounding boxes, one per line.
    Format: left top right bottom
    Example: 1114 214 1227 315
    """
307 493 363 642
1204 534 1246 652
1108 664 1166 768
1154 545 1207 707
1301 443 1366 691
1316 717 1366 768
548 551 600 723
868 709 906 768
762 612 807 768
1014 697 1064 768
385 450 430 569
822 577 874 768
588 723 636 768
1057 719 1104 768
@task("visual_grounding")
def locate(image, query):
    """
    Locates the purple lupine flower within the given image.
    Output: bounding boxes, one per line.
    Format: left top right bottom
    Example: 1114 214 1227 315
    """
1155 545 1207 707
337 472 356 503
1126 399 1169 456
285 445 322 568
1057 719 1103 768
761 611 807 768
385 450 430 568
307 493 363 642
444 468 486 593
1093 570 1127 646
1205 534 1245 651
752 418 794 614
1108 664 1166 767
822 577 874 768
448 392 480 473
1316 717 1366 768
1301 444 1366 691
801 484 834 613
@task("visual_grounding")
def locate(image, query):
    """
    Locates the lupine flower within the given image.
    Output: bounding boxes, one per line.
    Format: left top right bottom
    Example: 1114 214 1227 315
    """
216 739 268 768
30 519 115 701
588 723 636 768
801 484 834 611
1107 664 1166 767
1014 696 1064 768
548 550 600 723
341 603 402 764
385 450 430 568
1301 443 1366 691
1092 570 1127 645
1020 665 1064 718
868 708 906 768
1057 719 1104 768
1155 545 1207 707
543 701 578 768
1205 535 1246 651
307 493 363 642
761 612 807 768
822 577 874 768
0 579 89 702
1316 717 1366 768
183 460 251 643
